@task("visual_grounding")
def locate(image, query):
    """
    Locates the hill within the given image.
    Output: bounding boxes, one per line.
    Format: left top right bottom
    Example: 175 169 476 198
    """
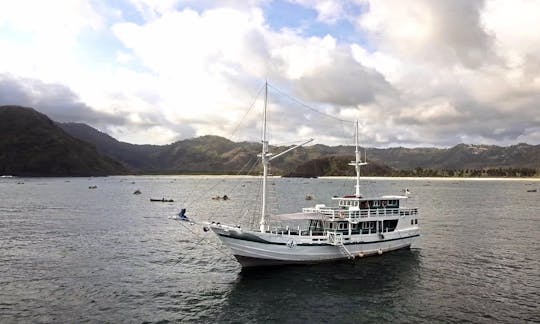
283 156 394 177
369 143 540 170
60 122 539 176
0 106 127 176
58 122 162 171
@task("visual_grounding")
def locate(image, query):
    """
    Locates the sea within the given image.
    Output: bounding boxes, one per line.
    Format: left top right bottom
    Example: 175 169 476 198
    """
0 176 539 323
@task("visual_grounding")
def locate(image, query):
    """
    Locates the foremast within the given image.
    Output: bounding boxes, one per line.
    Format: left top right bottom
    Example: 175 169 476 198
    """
258 81 313 233
349 121 367 197
259 82 270 233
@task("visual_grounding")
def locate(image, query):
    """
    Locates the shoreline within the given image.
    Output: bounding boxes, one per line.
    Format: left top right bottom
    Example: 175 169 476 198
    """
2 174 539 181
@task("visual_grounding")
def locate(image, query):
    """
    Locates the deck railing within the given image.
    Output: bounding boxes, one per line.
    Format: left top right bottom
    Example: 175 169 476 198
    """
302 207 418 220
327 231 343 245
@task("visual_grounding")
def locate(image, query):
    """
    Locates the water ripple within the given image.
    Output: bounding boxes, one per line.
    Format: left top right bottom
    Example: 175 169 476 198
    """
0 176 539 322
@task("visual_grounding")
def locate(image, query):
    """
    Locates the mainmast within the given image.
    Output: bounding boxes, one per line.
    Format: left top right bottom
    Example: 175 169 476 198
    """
349 121 367 197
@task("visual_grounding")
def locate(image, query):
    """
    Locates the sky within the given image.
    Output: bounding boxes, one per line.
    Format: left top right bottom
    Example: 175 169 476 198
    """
1 0 539 147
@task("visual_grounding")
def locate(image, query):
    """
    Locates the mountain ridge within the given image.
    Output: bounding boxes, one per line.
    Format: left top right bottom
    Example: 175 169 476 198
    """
1 105 538 176
58 119 540 176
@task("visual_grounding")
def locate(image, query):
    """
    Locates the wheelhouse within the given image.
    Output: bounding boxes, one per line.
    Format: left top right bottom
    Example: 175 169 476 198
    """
335 196 401 209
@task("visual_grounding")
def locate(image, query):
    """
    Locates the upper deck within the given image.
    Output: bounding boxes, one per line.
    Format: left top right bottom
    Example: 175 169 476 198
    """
301 206 418 222
302 196 417 222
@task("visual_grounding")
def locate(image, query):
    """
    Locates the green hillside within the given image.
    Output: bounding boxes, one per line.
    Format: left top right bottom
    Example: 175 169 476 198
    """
0 106 127 176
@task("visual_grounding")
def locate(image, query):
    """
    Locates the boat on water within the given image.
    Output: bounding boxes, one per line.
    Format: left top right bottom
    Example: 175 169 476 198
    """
204 83 420 267
150 198 174 202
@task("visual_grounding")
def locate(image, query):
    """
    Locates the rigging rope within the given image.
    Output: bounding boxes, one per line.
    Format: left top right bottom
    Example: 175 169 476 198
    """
172 220 238 262
229 82 266 139
267 83 356 125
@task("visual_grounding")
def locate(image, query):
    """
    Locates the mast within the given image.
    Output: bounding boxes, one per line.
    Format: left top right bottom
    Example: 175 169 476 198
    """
260 81 269 233
257 82 314 232
349 121 367 197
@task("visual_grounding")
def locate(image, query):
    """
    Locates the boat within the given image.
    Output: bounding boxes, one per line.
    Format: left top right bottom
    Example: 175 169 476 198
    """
150 198 174 202
204 83 420 267
526 189 537 193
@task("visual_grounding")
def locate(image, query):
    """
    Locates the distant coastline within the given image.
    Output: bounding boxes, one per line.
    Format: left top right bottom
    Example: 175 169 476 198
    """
2 173 539 180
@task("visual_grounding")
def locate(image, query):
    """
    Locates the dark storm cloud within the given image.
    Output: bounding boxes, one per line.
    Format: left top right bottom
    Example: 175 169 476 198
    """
294 52 396 107
393 96 540 146
0 74 196 143
0 74 123 125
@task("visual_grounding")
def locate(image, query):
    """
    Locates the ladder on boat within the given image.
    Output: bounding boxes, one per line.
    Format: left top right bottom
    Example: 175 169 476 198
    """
327 232 354 259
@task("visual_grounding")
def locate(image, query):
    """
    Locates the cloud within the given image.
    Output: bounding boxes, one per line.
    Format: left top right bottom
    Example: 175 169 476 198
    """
0 0 539 147
295 49 395 106
347 0 540 146
0 74 120 124
109 5 399 145
0 74 196 144
358 0 495 69
0 0 102 44
290 0 346 24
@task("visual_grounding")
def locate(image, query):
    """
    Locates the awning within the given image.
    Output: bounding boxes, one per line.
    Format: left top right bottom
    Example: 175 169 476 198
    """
271 212 326 221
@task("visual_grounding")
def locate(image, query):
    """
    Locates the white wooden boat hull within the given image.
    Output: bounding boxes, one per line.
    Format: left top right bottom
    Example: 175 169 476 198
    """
210 224 419 267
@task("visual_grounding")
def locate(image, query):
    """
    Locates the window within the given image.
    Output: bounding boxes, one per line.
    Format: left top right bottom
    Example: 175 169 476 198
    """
411 219 414 225
415 219 418 225
372 200 379 207
383 219 398 232
338 222 347 230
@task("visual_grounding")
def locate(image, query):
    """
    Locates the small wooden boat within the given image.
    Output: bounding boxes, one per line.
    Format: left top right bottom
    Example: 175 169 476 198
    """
526 189 537 193
150 198 174 202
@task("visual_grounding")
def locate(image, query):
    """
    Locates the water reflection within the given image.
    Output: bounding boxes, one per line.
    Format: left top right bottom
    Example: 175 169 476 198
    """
218 249 422 322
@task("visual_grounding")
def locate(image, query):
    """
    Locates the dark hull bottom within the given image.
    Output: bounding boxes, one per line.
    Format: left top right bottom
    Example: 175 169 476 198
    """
234 244 412 268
